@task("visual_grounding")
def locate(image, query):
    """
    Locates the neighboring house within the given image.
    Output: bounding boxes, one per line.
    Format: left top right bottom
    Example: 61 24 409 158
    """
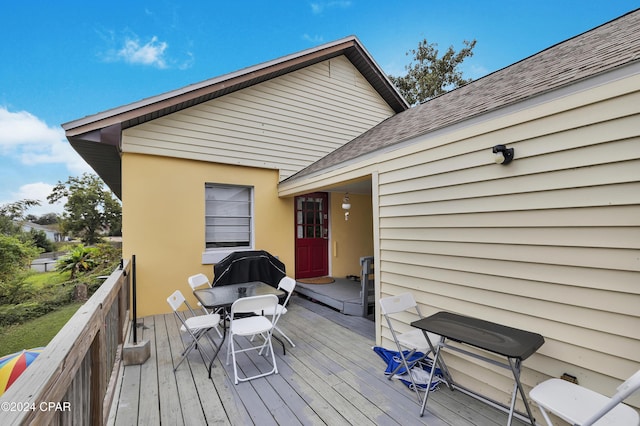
64 10 640 413
21 222 64 242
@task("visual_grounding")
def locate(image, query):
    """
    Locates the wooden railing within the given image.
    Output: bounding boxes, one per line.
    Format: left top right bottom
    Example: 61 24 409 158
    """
360 256 375 318
0 259 131 425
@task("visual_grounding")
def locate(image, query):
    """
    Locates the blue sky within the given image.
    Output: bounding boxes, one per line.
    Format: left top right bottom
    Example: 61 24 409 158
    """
1 1 637 216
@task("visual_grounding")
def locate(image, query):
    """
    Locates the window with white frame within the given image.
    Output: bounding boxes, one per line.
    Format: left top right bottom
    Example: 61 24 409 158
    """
205 184 253 249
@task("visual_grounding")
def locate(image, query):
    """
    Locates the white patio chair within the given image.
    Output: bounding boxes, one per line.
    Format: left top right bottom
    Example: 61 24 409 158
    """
166 290 221 372
379 292 441 402
187 273 223 338
253 276 297 353
529 369 640 426
226 294 279 384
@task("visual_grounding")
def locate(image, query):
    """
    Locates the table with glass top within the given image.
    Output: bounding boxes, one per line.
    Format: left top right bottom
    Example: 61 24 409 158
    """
193 281 285 378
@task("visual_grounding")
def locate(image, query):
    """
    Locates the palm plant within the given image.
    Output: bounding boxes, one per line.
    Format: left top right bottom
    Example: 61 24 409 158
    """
56 245 98 280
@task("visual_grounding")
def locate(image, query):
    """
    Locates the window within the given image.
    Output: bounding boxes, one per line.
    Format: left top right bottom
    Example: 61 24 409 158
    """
205 184 253 250
296 195 327 239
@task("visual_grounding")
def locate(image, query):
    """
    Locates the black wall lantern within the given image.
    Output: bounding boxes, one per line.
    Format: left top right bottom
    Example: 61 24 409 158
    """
492 144 515 165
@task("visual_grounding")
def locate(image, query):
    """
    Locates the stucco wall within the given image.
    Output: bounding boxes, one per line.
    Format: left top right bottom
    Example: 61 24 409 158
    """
121 153 293 316
329 192 374 279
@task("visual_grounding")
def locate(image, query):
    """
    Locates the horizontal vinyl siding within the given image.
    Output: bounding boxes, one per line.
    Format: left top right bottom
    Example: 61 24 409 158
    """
122 55 395 180
378 78 640 408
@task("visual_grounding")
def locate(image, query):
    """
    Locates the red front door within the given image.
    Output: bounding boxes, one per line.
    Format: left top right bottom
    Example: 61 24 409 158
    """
295 193 329 278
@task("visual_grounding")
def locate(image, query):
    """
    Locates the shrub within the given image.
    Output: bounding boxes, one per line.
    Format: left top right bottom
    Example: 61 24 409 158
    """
0 275 35 305
0 302 50 326
0 235 39 284
0 284 73 326
0 242 121 326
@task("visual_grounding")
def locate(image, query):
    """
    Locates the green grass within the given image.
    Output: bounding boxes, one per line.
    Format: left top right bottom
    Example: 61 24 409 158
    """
0 303 82 357
0 245 121 358
24 270 71 290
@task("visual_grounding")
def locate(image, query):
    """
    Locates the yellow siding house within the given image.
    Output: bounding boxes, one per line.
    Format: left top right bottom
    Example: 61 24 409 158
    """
280 11 640 413
63 37 407 317
64 11 640 415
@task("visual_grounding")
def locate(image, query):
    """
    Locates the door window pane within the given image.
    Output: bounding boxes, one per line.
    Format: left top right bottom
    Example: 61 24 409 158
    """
296 194 326 239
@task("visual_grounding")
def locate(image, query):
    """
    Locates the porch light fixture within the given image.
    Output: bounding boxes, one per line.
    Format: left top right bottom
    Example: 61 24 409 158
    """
342 193 351 221
492 144 515 165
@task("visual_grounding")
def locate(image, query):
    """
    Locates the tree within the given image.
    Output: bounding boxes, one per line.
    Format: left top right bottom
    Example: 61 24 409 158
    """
0 199 40 236
0 200 43 304
47 173 122 245
0 234 40 304
0 235 39 283
29 228 54 253
25 212 59 225
389 39 477 105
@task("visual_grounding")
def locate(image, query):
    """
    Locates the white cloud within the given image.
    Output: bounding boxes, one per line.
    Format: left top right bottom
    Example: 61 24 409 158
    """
178 51 195 70
0 107 91 174
0 108 61 149
117 35 168 68
310 1 352 14
16 182 54 200
13 182 65 215
98 31 193 70
303 34 324 44
0 182 65 216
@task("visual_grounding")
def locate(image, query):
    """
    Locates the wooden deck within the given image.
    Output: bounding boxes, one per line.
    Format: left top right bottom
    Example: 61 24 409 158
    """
295 278 364 315
107 294 530 426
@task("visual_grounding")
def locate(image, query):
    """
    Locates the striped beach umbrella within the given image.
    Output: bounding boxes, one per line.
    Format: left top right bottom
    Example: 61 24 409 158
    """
0 347 45 396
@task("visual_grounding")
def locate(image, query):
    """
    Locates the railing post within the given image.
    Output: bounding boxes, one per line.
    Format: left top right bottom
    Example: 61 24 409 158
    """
122 255 149 367
132 254 137 344
90 317 107 424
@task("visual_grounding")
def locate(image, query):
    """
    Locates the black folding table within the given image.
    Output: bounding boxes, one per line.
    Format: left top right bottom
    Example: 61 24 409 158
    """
411 311 544 425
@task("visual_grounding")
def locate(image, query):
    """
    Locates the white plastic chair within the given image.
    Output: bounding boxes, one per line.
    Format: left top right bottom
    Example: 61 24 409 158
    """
379 292 441 402
226 294 279 384
253 276 297 351
166 290 222 371
187 273 223 338
529 369 640 426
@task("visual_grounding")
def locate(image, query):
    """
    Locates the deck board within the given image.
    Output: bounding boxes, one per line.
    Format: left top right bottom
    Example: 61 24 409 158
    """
295 278 363 314
157 312 186 424
138 317 160 425
109 294 530 425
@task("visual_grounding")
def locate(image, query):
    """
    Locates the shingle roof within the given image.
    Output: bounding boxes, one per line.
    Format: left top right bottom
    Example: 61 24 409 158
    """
286 9 640 181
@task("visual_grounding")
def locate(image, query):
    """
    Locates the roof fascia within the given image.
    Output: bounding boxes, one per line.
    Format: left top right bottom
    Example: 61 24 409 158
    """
63 36 406 137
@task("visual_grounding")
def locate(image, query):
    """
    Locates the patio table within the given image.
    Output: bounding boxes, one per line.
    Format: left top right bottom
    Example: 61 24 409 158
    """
194 281 285 378
411 311 544 425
